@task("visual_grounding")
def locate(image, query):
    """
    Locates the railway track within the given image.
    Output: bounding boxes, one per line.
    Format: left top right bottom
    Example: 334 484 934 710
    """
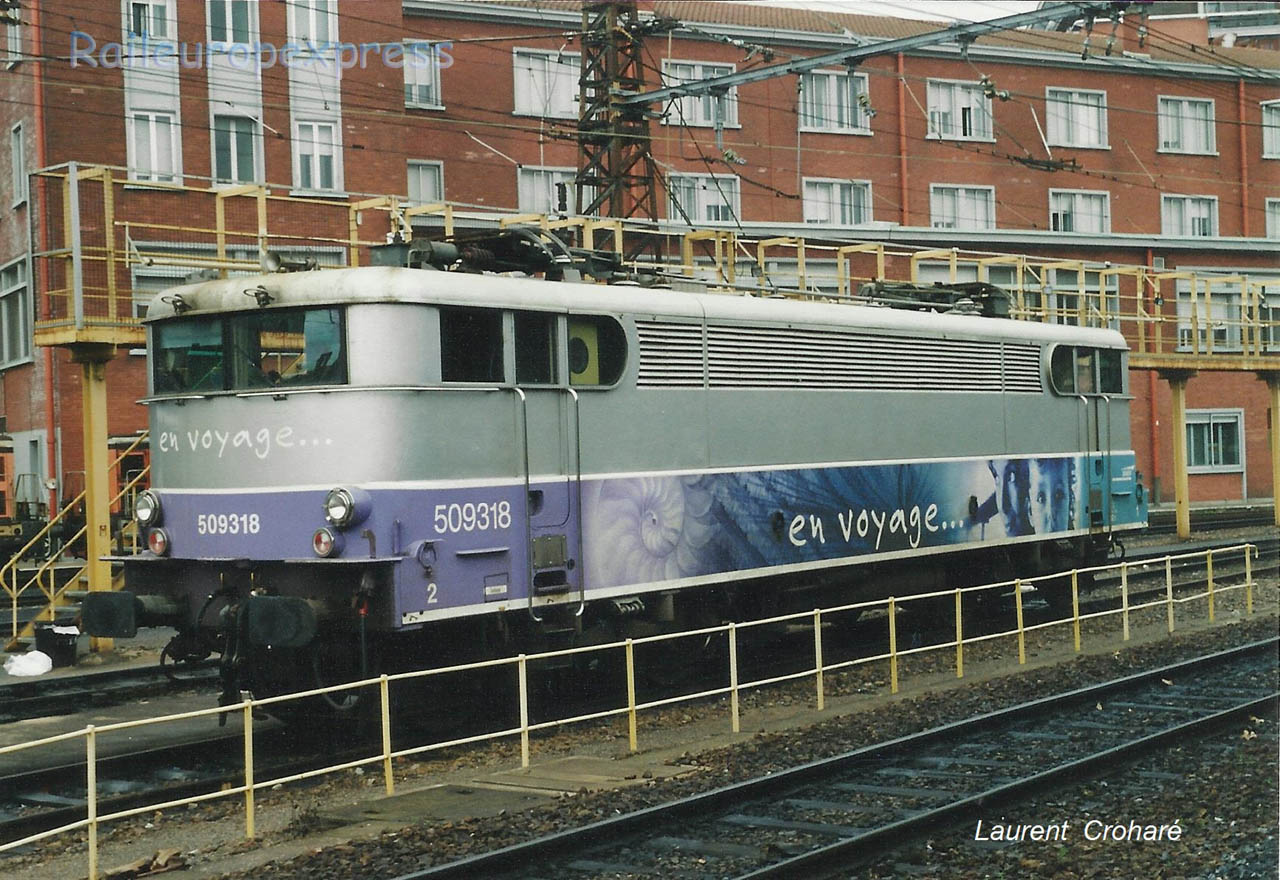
0 661 217 724
391 638 1278 880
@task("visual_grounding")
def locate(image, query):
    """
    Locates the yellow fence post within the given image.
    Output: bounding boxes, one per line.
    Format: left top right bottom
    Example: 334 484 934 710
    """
813 609 825 711
87 725 97 880
1246 546 1254 615
1206 550 1215 622
625 639 637 753
1121 562 1130 642
1165 556 1176 633
380 675 394 796
1014 580 1026 665
1071 570 1081 652
518 655 530 768
954 589 964 678
888 597 899 693
728 623 740 734
243 702 255 839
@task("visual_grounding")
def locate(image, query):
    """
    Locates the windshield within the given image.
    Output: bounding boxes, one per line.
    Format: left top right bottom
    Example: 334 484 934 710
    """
152 307 346 393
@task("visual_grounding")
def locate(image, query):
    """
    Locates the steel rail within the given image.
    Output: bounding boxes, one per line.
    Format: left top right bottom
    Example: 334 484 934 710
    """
388 637 1278 880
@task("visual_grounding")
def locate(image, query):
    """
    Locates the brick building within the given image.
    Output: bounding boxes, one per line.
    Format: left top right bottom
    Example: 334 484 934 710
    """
0 0 1277 512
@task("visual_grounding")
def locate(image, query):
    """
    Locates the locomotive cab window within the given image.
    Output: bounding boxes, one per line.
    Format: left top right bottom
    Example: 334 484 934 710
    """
152 307 346 394
441 307 504 383
515 311 557 385
1049 345 1124 396
568 315 626 387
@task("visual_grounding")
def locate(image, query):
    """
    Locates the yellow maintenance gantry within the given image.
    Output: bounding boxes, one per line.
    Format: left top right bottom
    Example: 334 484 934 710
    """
12 162 1280 647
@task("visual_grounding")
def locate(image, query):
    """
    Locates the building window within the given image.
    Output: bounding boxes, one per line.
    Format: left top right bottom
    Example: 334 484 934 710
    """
1263 101 1280 159
1186 410 1242 472
799 70 870 134
10 124 24 206
6 14 20 66
0 259 29 369
1267 198 1280 239
1177 284 1241 352
803 179 871 225
294 121 338 192
207 0 251 44
1049 190 1110 234
405 42 443 108
517 166 579 215
1161 195 1218 237
1158 96 1215 154
667 172 740 224
663 60 737 128
927 80 992 141
288 0 334 47
930 185 995 230
212 115 258 184
513 49 579 119
126 1 170 40
128 111 179 182
407 160 443 204
1045 88 1106 148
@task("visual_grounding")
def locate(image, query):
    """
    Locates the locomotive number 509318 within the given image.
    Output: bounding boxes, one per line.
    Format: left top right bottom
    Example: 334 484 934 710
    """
196 513 261 535
433 501 512 534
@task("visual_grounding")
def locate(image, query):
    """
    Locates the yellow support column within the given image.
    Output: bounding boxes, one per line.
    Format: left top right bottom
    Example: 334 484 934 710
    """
74 344 116 653
1162 369 1197 540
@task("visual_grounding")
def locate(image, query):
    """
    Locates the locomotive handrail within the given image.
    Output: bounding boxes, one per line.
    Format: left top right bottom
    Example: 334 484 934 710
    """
566 387 585 618
508 387 539 624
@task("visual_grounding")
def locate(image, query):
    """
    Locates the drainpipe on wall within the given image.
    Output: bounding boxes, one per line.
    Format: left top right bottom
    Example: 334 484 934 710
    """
1146 247 1160 503
30 1 56 512
1238 79 1249 237
897 53 909 226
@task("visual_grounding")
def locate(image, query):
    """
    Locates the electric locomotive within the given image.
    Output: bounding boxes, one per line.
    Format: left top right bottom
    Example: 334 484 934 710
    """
83 236 1148 710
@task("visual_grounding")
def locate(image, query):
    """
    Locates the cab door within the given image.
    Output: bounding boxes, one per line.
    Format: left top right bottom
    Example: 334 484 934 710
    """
512 311 580 606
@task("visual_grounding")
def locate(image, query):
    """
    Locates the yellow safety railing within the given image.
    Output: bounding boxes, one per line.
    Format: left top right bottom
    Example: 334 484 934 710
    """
2 435 150 645
0 544 1264 879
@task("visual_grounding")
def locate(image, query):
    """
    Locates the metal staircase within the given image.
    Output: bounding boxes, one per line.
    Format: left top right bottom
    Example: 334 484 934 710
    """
3 436 148 652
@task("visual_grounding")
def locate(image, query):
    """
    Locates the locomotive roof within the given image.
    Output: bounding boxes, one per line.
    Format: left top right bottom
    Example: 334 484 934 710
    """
146 266 1128 349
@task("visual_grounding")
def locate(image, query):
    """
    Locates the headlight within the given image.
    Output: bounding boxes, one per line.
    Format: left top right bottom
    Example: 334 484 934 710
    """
313 527 342 558
322 487 370 529
136 490 162 527
147 528 170 556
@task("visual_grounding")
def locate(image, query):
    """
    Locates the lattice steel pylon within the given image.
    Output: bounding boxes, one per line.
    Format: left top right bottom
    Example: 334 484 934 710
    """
575 1 674 259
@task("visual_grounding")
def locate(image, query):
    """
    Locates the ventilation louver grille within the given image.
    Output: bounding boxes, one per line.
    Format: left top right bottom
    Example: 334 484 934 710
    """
637 321 1043 393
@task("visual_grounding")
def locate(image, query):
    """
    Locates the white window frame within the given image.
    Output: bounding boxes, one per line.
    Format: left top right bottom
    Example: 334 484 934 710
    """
1185 409 1244 474
926 79 993 142
1266 198 1280 239
513 49 580 120
798 70 871 135
288 0 336 48
404 41 444 109
1157 95 1216 155
1176 282 1241 352
407 160 444 205
1161 194 1219 238
517 165 581 215
667 172 740 225
211 113 261 185
802 178 872 225
127 110 181 183
124 0 172 41
292 119 341 193
0 257 31 369
207 0 254 47
662 59 738 128
10 123 24 207
6 14 20 67
1263 100 1280 159
929 184 995 230
1045 87 1107 149
1048 189 1111 234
